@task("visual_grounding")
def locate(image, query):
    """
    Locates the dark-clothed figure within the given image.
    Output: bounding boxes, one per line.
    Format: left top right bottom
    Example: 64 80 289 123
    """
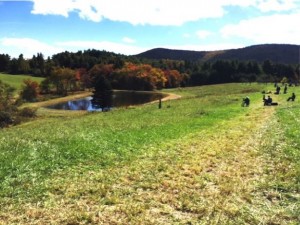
284 84 288 94
242 96 250 107
275 85 280 94
264 95 273 105
287 93 296 101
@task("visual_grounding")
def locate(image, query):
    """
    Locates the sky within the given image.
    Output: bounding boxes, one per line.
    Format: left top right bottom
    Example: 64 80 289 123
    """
0 0 300 58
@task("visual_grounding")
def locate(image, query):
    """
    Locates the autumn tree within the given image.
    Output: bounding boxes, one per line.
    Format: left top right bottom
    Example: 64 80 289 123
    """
89 64 113 91
46 67 77 95
113 63 167 90
164 69 183 88
19 79 39 102
76 68 91 90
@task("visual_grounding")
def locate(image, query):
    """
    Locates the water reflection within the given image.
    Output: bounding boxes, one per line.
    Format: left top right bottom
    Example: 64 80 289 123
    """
46 91 164 111
91 90 113 111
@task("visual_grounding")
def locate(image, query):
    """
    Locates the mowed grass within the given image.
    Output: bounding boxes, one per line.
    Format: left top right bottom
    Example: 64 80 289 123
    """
0 73 44 90
0 83 299 224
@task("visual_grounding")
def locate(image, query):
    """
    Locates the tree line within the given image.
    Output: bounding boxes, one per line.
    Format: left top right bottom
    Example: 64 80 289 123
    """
1 49 300 94
1 49 299 128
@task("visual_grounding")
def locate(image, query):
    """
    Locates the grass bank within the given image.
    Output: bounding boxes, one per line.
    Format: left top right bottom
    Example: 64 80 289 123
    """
0 73 44 90
0 83 299 224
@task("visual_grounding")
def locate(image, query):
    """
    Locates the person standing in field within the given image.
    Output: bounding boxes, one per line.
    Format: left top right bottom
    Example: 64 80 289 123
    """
158 98 162 109
284 84 288 94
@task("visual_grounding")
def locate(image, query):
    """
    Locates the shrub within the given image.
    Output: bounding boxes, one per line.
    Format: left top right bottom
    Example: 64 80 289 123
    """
20 79 39 102
18 107 37 118
0 111 13 128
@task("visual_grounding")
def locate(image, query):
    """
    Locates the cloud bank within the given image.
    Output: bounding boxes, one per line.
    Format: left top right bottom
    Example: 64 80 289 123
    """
221 12 300 44
31 0 300 25
0 37 147 58
1 0 299 57
0 37 64 58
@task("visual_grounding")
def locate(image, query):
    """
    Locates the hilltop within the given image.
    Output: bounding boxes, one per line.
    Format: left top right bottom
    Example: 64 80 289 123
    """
135 44 300 64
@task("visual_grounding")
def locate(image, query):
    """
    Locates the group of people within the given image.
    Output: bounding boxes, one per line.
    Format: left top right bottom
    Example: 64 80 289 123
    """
242 83 296 107
274 83 288 95
262 93 295 106
261 83 296 106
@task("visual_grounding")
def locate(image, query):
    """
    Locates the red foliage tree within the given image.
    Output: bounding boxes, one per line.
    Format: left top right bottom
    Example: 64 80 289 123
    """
20 79 39 102
114 63 167 90
164 69 183 88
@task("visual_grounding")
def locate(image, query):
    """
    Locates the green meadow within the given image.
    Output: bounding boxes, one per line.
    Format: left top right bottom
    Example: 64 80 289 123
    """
0 81 299 224
0 73 44 90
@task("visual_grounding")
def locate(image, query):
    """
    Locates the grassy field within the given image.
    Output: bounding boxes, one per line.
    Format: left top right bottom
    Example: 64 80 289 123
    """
0 73 44 90
0 83 299 224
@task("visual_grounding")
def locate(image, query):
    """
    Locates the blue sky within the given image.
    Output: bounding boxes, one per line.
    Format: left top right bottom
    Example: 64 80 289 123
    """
0 0 300 58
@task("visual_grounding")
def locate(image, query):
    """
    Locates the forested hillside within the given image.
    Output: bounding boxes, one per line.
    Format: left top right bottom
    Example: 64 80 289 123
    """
1 44 300 94
136 44 300 64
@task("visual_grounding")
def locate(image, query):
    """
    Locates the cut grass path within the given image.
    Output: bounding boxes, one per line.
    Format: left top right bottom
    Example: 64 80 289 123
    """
2 95 290 224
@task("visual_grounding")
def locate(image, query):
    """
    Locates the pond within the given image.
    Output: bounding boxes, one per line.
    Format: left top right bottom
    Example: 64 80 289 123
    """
46 90 165 111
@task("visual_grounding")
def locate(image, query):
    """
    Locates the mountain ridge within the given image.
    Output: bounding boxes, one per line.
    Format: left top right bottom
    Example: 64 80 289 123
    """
135 44 300 64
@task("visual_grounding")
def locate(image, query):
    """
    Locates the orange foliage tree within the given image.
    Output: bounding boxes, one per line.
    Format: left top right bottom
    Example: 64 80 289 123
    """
41 67 77 95
164 69 184 88
20 79 39 102
113 63 167 90
76 68 91 90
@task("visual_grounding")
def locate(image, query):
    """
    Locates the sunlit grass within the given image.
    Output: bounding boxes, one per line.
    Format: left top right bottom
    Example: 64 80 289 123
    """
0 73 44 90
1 82 299 224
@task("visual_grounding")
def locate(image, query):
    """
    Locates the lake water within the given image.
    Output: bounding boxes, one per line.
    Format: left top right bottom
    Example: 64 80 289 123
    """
46 91 165 111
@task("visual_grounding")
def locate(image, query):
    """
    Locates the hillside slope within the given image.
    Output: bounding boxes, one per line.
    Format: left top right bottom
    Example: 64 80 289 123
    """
1 84 299 224
136 44 300 64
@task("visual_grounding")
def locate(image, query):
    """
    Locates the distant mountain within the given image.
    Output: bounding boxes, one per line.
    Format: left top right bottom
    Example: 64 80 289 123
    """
135 44 300 64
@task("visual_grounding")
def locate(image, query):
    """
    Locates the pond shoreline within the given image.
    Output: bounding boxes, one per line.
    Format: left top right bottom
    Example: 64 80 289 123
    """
24 90 181 109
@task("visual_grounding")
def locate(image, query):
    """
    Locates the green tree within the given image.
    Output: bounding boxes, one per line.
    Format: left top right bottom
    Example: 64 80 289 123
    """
30 53 45 76
49 67 77 95
89 64 112 92
0 54 10 72
17 54 30 74
262 60 273 75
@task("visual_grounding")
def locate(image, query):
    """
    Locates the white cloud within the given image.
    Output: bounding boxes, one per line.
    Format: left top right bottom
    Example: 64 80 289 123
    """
220 12 300 44
28 0 225 25
0 37 64 58
0 37 147 57
257 0 298 12
183 33 191 38
223 0 299 11
31 0 74 17
0 0 32 1
196 30 212 39
122 37 136 44
30 0 300 26
0 36 249 57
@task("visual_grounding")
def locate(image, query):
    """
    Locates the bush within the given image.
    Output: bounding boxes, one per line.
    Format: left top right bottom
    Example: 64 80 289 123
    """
20 79 39 102
0 111 13 128
18 107 37 118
